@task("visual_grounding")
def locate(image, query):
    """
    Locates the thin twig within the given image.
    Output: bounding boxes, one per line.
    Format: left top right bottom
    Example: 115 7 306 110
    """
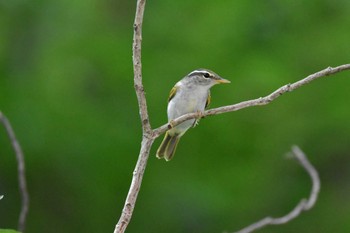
153 64 350 137
0 111 29 232
234 146 320 233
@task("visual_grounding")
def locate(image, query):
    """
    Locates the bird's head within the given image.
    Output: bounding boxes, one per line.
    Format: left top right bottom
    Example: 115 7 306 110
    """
186 68 230 87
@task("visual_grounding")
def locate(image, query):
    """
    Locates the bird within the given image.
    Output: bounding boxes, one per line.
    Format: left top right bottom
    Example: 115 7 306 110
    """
156 68 230 161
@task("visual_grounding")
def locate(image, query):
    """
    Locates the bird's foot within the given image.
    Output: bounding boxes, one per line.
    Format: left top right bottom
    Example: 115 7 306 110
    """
196 110 205 119
192 110 204 127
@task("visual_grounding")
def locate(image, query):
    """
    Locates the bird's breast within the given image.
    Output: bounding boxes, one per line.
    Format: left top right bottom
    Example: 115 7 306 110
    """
167 87 208 120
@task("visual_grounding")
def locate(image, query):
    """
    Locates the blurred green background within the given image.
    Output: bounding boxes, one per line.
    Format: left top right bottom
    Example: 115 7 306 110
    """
1 0 350 232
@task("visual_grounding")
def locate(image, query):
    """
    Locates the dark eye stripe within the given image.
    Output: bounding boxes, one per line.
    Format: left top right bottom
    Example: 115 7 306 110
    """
203 72 210 78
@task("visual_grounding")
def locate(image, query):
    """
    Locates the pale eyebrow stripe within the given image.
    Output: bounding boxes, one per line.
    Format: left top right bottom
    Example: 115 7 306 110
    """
188 70 208 76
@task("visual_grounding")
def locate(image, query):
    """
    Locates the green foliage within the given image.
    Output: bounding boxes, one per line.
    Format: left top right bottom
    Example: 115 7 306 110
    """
0 229 20 233
1 0 350 232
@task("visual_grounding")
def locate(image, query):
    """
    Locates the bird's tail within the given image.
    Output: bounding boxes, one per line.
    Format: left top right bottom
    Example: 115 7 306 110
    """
156 132 180 161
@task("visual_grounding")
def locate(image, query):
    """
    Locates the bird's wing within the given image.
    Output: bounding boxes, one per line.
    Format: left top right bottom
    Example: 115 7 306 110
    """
168 85 178 102
205 91 211 109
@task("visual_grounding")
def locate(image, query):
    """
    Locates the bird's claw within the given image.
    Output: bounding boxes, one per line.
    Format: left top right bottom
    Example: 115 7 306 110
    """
192 111 204 127
196 110 204 119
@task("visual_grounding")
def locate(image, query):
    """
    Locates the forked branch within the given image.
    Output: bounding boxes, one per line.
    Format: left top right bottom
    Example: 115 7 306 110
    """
114 0 350 232
114 0 149 232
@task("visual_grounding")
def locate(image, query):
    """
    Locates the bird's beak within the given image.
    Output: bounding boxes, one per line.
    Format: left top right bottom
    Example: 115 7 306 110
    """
215 77 231 84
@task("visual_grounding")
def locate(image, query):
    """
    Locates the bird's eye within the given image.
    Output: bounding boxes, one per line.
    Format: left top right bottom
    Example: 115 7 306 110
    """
203 72 210 78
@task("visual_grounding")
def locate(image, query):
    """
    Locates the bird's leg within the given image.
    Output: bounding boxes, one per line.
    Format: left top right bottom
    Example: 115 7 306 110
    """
192 110 204 127
196 110 205 119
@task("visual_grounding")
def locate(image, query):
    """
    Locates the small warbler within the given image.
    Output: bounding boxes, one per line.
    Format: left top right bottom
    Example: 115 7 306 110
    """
156 69 230 161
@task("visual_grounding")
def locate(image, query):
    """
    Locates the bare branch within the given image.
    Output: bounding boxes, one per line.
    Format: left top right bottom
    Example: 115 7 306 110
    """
153 64 350 138
114 137 154 233
234 146 320 233
114 0 150 232
0 111 29 232
132 0 152 135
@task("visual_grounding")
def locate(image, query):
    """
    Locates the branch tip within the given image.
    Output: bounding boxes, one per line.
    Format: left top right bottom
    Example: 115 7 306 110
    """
153 64 350 137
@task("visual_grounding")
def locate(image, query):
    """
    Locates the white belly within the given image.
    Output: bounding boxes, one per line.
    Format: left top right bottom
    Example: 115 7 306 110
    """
167 86 208 135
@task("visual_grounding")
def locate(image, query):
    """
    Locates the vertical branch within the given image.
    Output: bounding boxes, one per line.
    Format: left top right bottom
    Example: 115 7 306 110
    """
114 0 151 233
114 137 154 233
0 111 29 232
132 0 151 134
